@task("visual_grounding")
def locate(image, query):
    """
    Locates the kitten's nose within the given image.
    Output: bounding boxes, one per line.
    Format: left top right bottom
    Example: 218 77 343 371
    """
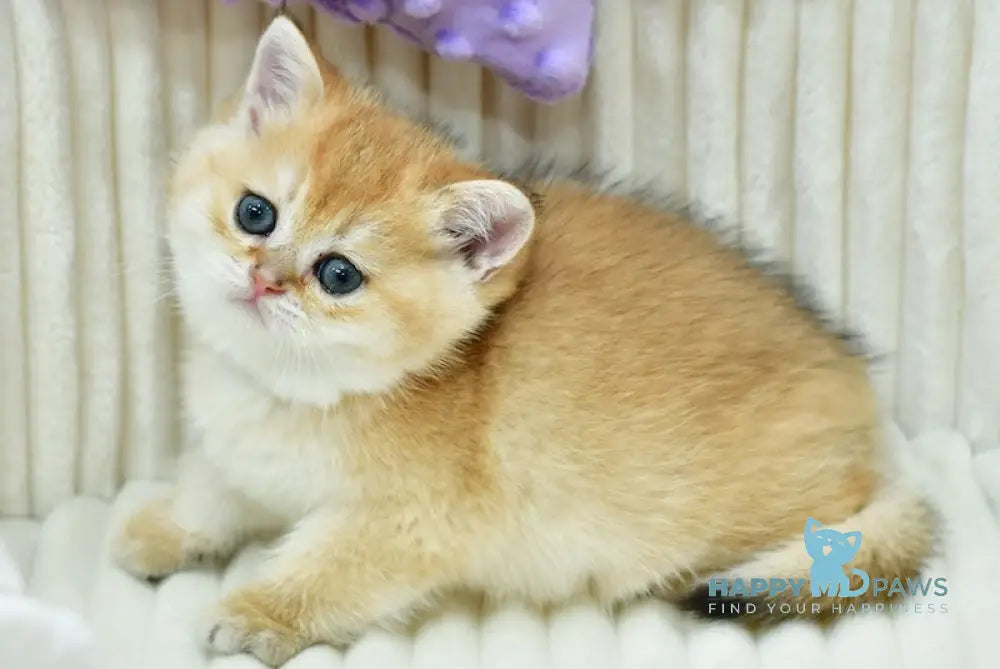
251 266 286 299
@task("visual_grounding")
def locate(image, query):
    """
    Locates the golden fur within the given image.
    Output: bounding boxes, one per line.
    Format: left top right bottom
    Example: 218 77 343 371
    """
113 17 935 665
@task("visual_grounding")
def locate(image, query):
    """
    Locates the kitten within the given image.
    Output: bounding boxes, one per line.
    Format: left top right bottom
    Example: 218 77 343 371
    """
113 16 935 666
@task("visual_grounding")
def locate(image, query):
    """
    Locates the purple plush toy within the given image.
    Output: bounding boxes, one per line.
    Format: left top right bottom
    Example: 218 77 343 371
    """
256 0 595 102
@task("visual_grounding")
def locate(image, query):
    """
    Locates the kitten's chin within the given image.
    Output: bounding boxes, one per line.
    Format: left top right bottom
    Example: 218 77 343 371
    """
189 308 406 406
230 298 265 325
174 276 407 406
268 367 403 406
243 349 406 407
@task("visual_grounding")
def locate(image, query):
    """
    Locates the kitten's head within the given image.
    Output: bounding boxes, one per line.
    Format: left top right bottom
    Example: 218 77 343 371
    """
169 17 536 405
804 518 862 565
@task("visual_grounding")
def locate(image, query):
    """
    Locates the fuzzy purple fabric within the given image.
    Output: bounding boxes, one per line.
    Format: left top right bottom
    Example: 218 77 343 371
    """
233 0 595 102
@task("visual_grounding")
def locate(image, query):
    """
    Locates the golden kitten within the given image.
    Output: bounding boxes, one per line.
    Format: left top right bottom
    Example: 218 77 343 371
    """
113 16 934 666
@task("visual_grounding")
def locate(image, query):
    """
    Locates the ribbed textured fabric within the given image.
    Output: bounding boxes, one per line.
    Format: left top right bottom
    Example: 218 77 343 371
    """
1 0 998 516
1 427 998 669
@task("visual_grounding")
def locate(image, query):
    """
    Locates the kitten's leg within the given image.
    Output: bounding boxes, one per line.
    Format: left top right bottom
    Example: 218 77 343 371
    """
113 451 276 579
204 507 458 665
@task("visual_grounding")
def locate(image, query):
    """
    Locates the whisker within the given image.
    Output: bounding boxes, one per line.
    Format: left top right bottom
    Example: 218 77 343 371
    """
150 291 177 306
111 264 174 279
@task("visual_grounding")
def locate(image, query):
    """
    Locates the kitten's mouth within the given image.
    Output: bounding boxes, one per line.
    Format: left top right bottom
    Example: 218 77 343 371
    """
232 296 265 324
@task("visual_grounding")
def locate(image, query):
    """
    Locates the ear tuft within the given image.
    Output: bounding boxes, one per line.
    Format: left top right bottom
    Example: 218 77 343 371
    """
240 16 323 134
438 180 536 281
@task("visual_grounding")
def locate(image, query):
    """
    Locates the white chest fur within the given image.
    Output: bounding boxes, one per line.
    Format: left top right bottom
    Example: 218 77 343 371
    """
181 346 357 523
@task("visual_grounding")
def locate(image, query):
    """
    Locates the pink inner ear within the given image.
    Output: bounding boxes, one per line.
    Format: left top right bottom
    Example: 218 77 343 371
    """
442 180 535 279
477 217 519 266
254 44 296 106
453 215 527 276
248 106 261 135
242 21 317 133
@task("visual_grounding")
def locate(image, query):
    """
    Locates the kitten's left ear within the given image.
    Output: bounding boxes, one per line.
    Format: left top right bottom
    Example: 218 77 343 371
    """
239 16 323 134
436 180 536 281
843 531 862 549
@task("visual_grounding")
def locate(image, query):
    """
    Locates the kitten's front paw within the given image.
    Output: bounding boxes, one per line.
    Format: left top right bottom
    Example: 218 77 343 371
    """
112 499 218 580
203 586 309 667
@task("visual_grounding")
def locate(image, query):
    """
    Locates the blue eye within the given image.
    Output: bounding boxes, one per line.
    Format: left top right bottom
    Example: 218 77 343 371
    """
235 193 277 236
314 255 364 295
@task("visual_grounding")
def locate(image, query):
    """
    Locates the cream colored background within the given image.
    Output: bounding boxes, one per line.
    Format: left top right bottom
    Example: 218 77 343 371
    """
1 0 998 517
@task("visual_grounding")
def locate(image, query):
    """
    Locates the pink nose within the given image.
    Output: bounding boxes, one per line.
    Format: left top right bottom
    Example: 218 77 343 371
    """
251 267 286 299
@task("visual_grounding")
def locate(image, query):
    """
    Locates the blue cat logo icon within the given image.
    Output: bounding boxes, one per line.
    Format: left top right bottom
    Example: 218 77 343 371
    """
804 518 869 597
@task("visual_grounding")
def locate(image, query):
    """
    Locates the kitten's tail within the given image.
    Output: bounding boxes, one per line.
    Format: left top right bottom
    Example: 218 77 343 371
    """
680 483 937 622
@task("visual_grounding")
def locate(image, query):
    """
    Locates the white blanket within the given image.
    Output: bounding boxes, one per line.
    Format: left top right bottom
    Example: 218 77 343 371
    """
1 1 999 667
1 425 997 669
0 538 100 669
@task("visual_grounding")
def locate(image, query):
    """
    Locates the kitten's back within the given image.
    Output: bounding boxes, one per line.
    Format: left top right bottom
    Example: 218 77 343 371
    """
458 179 883 597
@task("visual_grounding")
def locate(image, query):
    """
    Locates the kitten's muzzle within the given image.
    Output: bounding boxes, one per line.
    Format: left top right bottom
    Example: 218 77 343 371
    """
251 265 287 300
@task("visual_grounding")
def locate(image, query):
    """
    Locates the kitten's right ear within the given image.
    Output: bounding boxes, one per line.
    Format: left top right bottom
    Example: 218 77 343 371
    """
805 517 822 533
238 16 323 135
434 180 536 282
